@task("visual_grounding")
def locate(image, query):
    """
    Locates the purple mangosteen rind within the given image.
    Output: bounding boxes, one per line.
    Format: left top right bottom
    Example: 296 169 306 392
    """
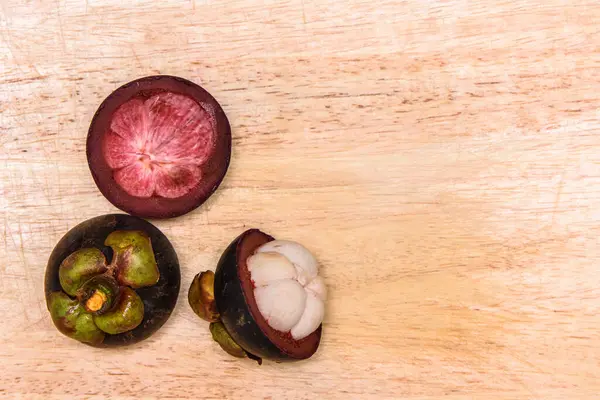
86 75 232 219
45 214 181 347
213 229 323 361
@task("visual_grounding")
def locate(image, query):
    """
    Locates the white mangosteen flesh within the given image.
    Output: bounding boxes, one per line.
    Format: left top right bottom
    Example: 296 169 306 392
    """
256 240 318 285
254 280 306 332
247 252 297 287
249 240 326 340
290 291 325 340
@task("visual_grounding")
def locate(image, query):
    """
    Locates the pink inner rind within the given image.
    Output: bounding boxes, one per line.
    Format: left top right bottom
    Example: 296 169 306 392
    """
102 92 215 199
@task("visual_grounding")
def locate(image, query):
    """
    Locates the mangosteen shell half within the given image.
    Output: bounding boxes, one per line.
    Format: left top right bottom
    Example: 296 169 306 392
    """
45 214 180 347
214 229 322 361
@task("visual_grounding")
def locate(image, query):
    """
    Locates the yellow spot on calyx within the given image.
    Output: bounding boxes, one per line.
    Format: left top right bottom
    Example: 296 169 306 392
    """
86 290 107 312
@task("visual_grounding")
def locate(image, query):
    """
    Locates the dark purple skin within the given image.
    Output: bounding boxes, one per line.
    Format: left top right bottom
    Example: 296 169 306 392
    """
86 75 231 219
45 214 181 347
214 229 322 361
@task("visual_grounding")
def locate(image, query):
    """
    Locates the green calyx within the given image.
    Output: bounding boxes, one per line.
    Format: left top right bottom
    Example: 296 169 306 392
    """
189 271 260 364
94 287 144 335
59 248 107 297
188 271 220 322
105 230 159 289
48 292 105 345
208 322 262 365
209 321 247 358
49 230 159 344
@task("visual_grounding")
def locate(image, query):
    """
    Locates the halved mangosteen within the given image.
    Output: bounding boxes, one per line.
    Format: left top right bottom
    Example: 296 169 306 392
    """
87 75 231 219
189 229 327 362
45 214 180 347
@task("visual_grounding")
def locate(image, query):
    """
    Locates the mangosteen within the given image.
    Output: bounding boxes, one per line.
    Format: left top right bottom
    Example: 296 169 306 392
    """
45 214 180 347
188 229 326 363
87 75 231 219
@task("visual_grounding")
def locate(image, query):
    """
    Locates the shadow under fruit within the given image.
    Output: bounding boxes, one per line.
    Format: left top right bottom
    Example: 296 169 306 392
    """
45 214 180 347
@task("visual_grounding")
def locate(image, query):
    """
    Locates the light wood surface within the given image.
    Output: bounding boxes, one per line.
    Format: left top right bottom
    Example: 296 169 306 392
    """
1 1 599 398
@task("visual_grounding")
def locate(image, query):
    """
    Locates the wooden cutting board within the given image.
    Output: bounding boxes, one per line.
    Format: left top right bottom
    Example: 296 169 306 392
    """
1 1 599 398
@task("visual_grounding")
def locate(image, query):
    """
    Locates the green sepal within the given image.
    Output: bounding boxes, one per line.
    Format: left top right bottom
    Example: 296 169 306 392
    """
58 248 107 296
105 230 160 288
93 287 144 335
209 321 248 358
188 271 220 322
47 291 105 345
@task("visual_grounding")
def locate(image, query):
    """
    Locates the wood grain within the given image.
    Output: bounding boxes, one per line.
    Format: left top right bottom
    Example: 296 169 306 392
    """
1 0 599 398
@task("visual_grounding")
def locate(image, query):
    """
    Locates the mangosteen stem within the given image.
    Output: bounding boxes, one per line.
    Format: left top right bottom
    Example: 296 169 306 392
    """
106 255 119 274
78 274 121 315
85 290 107 312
